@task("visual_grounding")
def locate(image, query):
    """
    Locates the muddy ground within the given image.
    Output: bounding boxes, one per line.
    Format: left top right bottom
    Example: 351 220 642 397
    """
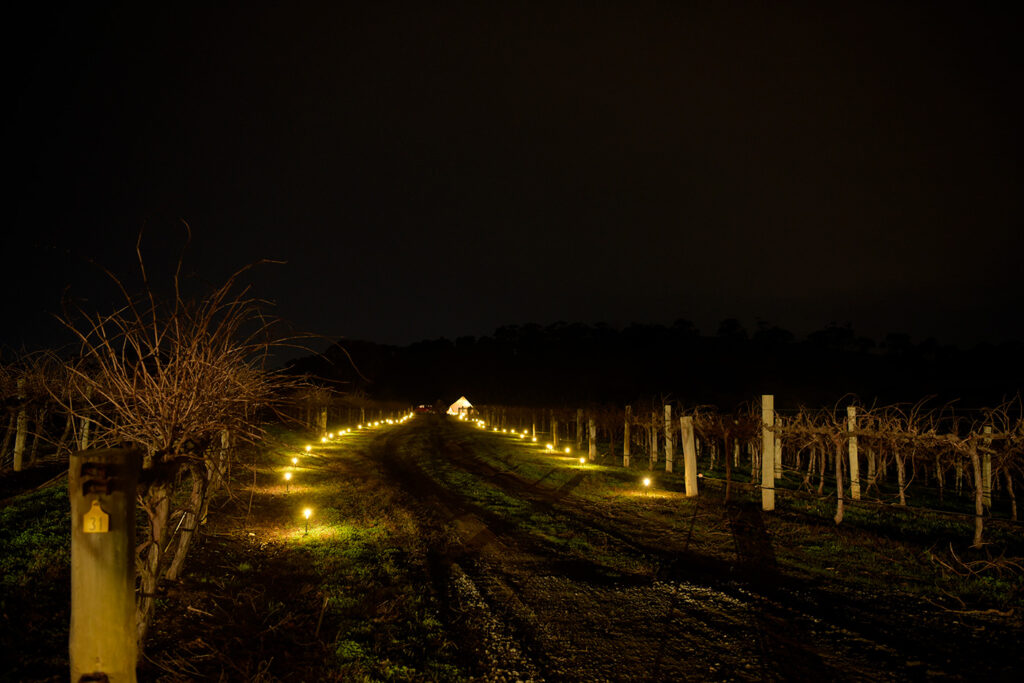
361 417 1020 681
4 415 1021 681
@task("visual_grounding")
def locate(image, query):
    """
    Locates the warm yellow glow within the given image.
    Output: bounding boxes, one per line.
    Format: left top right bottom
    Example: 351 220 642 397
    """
579 457 586 465
358 424 363 429
328 432 334 438
564 447 571 454
531 437 537 442
291 457 298 465
642 477 651 487
284 472 292 481
305 445 312 452
546 444 554 450
321 437 327 443
303 508 312 519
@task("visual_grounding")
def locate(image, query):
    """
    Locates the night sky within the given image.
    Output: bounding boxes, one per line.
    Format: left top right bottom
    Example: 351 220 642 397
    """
7 2 1023 355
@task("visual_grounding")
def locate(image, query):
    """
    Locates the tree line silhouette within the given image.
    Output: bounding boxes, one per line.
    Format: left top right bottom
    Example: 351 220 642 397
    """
288 319 1023 409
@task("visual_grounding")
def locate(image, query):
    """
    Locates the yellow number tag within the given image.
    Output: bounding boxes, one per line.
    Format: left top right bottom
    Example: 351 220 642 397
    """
83 500 109 534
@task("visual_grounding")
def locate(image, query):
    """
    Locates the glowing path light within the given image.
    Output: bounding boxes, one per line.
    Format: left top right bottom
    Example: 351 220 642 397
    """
305 445 312 452
284 471 292 493
303 508 312 534
579 457 586 465
546 444 554 451
564 447 571 454
291 456 298 465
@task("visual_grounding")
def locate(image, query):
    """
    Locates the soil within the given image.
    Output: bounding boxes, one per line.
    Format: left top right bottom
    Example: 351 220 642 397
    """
364 418 1022 681
4 416 1021 681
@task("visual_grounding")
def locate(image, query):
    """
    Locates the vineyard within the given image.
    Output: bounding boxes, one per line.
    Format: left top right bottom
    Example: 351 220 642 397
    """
0 254 1021 679
473 396 1024 550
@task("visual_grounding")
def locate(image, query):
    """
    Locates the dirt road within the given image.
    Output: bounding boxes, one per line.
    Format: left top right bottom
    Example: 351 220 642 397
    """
362 416 1018 682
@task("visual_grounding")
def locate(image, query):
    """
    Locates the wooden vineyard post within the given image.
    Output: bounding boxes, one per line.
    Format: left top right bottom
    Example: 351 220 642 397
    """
552 416 559 447
623 406 631 467
532 416 536 440
664 404 674 473
680 415 698 496
868 448 877 490
318 407 328 438
588 417 597 462
847 406 861 500
649 411 658 470
761 394 775 511
13 378 27 471
774 436 782 480
983 425 993 509
69 448 142 682
576 409 584 451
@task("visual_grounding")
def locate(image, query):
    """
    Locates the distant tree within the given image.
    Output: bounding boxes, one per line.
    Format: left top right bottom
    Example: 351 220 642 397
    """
882 332 913 355
716 318 748 343
806 322 857 352
752 321 794 347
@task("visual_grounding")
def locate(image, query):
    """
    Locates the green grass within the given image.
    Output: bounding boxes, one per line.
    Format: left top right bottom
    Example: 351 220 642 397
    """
437 419 1024 613
0 483 73 680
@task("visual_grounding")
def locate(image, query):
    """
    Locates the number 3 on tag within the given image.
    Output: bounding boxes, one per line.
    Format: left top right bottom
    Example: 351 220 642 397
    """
84 499 110 533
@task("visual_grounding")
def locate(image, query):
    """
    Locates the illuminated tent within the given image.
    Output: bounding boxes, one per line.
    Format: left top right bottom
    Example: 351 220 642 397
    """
447 396 473 417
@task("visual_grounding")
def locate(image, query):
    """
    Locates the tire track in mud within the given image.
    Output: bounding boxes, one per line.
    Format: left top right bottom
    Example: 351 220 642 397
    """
424 422 1019 681
432 429 844 681
365 421 842 681
361 418 1022 681
435 428 993 681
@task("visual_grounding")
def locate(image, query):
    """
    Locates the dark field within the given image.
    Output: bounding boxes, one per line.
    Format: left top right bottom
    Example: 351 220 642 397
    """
2 414 1022 681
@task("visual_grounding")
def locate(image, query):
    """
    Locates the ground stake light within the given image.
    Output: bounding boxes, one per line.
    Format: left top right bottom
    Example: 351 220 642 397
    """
579 457 586 465
305 445 312 452
291 456 298 465
303 508 312 534
284 471 292 493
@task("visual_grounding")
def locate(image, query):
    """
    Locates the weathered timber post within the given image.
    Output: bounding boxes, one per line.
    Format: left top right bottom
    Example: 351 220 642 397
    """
69 448 141 682
532 416 536 440
982 425 993 509
623 406 631 467
552 417 559 447
664 404 674 473
576 409 584 450
649 411 658 470
13 378 27 471
318 407 328 438
761 394 775 511
867 447 877 489
847 406 861 500
774 436 782 479
360 407 366 424
588 417 597 461
680 415 698 497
